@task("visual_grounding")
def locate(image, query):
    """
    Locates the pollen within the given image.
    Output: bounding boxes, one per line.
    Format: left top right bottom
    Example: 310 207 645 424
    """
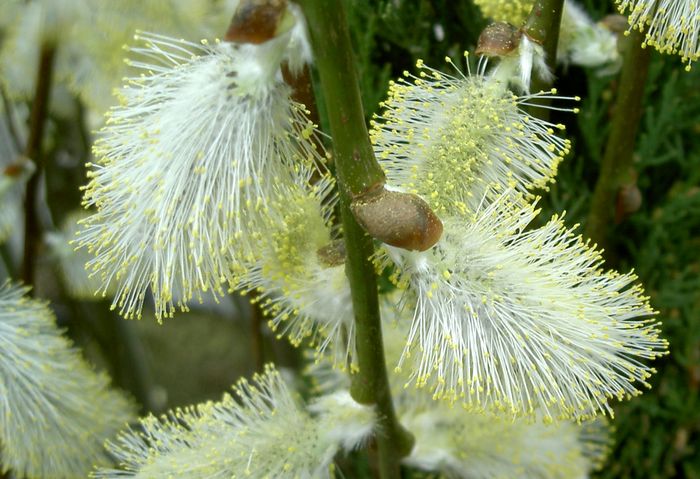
371 56 574 218
617 0 700 68
383 194 667 421
76 32 326 321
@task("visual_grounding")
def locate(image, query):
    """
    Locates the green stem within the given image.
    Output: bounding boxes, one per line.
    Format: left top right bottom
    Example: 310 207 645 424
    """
524 0 565 62
297 1 413 477
524 0 564 96
21 44 56 288
0 244 15 278
518 0 564 125
292 1 384 196
584 30 651 251
248 292 266 372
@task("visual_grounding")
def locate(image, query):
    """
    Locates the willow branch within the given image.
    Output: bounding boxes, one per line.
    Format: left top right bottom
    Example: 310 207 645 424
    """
296 1 413 477
524 0 564 106
21 44 56 288
524 0 565 66
584 30 651 251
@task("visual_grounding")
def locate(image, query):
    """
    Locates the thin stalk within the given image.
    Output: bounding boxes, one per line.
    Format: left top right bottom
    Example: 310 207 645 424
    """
297 1 413 477
584 30 651 251
521 0 564 120
21 44 56 288
75 98 92 156
248 292 266 372
0 244 15 278
524 0 565 68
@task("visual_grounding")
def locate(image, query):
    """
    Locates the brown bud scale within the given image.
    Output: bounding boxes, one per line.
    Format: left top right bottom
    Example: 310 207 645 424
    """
615 184 642 224
476 22 521 57
317 240 346 267
599 14 628 34
3 163 23 177
351 187 443 252
225 0 288 44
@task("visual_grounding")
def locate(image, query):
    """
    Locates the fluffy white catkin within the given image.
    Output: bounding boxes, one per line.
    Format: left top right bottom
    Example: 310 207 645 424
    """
0 282 135 478
78 28 324 321
386 194 667 421
617 0 700 70
371 55 575 218
94 365 375 479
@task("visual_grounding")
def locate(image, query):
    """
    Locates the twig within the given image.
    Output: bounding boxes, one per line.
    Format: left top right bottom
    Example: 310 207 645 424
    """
524 0 565 69
0 243 15 278
21 44 56 288
584 30 651 252
248 291 267 372
297 1 414 477
522 0 565 119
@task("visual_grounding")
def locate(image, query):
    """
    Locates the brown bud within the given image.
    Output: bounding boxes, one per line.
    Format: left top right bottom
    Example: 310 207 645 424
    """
615 184 642 224
2 157 34 179
599 14 628 34
351 187 443 252
3 163 24 177
475 22 521 57
317 240 346 267
225 0 290 44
